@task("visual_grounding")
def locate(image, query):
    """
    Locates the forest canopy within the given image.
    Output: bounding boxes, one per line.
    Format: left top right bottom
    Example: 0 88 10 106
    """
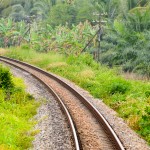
0 0 150 77
0 0 149 23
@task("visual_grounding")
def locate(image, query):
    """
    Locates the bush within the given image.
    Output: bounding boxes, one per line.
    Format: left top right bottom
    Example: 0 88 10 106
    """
122 62 134 72
109 80 130 94
67 54 99 69
0 65 14 90
21 44 30 50
138 107 150 144
145 91 150 98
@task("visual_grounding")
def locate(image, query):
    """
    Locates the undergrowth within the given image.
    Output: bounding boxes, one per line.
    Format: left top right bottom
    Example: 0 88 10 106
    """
0 65 39 150
2 47 150 145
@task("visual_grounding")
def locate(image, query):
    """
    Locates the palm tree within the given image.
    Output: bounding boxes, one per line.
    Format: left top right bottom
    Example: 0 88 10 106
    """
9 4 25 21
51 0 56 6
128 0 149 9
1 0 52 20
30 0 51 19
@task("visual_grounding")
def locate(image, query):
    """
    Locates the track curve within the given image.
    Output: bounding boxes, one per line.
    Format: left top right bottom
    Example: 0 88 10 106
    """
0 56 125 150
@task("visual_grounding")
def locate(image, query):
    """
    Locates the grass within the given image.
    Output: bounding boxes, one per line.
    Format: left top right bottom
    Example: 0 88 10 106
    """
0 65 39 150
5 46 65 68
1 46 150 145
0 48 8 56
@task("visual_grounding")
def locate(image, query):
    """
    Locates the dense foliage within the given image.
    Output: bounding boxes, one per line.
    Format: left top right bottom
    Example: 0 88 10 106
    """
1 0 148 25
1 0 150 77
100 5 150 78
0 18 27 47
0 64 14 89
0 0 94 24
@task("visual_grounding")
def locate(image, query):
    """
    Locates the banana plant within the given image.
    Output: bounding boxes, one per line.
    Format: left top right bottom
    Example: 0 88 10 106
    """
0 18 14 47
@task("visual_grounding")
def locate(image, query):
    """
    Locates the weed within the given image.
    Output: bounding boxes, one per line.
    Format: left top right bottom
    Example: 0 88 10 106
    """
0 65 14 90
0 48 8 56
21 44 30 50
79 69 95 79
46 62 67 70
109 80 130 95
145 91 150 98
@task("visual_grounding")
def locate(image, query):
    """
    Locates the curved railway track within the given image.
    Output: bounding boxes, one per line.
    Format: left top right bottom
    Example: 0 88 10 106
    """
0 56 125 150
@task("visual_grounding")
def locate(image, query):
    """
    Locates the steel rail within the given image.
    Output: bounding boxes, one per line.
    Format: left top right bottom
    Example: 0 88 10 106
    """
0 56 80 150
0 56 125 150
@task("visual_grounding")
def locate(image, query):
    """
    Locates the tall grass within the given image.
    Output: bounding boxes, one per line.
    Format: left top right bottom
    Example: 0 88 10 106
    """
6 46 65 68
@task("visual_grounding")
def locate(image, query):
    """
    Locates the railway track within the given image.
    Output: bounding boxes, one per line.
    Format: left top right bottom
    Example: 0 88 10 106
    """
0 56 125 150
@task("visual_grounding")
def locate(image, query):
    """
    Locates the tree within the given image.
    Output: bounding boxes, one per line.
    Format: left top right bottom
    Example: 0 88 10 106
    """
0 0 51 20
75 0 94 23
51 0 56 6
125 6 150 32
128 0 148 9
48 3 76 27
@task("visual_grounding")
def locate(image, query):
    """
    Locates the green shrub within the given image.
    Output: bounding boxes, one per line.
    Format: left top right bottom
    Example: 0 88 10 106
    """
0 65 14 90
67 54 99 69
122 61 134 72
138 107 150 141
109 80 130 94
145 106 150 115
21 44 30 50
145 91 150 98
110 93 126 110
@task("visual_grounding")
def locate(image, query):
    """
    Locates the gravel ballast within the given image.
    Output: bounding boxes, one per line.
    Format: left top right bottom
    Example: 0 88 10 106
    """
8 66 73 150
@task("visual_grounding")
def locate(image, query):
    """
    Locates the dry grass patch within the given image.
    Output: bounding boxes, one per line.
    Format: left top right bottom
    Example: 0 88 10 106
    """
0 145 10 150
126 115 140 130
0 48 8 55
79 69 95 79
122 72 149 81
46 62 68 70
29 57 43 64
